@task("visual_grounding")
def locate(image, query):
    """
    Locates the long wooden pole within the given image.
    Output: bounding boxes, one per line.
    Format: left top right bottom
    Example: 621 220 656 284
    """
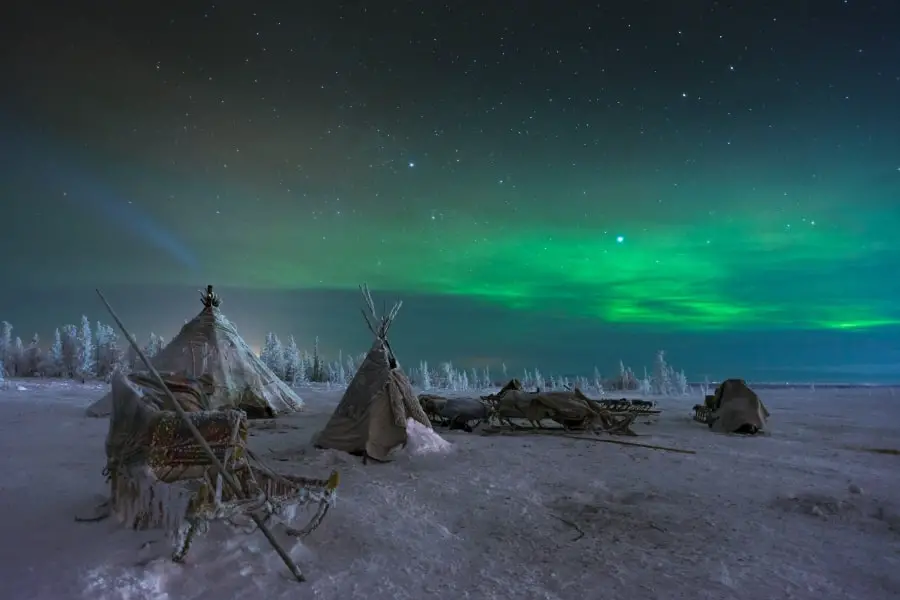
561 435 696 454
95 289 306 582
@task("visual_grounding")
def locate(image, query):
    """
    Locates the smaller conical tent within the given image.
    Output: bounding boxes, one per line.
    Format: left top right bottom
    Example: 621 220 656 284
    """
313 285 431 461
709 379 769 434
86 286 303 418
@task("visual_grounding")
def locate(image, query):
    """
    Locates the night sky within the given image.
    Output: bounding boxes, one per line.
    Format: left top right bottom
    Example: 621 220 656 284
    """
2 1 899 382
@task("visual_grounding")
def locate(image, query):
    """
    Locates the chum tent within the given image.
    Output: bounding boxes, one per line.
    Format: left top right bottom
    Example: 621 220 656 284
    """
86 285 302 418
313 285 431 461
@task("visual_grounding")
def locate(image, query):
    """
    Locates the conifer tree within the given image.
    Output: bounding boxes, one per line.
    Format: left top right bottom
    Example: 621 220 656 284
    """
77 315 95 378
47 328 64 377
0 321 12 368
23 334 43 376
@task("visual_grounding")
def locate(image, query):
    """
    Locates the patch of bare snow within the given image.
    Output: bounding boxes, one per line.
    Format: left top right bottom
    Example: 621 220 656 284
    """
0 381 899 599
405 418 452 455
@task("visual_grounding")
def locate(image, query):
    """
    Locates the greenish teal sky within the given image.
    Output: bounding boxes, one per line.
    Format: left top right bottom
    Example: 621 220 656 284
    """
1 2 898 381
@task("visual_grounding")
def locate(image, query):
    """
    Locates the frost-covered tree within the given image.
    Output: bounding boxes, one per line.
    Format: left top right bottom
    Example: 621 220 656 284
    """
260 332 276 368
299 349 312 381
419 360 432 390
607 360 639 391
23 334 43 376
296 349 310 384
574 375 589 392
699 376 711 397
333 350 347 385
9 337 24 376
94 323 124 379
142 333 165 359
282 336 302 384
649 350 688 396
60 324 79 378
76 315 95 379
638 368 652 395
269 335 285 380
672 368 689 395
0 358 4 382
94 322 109 373
46 328 64 377
533 368 544 390
310 336 325 382
260 332 286 379
440 362 458 390
650 350 671 395
346 351 361 379
0 321 12 368
592 367 604 395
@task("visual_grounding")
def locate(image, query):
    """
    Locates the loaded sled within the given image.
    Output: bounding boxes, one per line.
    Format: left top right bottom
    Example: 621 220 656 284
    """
81 371 339 562
481 381 642 435
692 379 769 434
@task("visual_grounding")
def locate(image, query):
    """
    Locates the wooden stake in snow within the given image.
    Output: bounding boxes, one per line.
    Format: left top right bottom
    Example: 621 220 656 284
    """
95 288 307 583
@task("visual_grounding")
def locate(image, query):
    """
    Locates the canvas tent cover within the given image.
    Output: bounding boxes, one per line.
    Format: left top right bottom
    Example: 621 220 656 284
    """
87 295 301 418
314 338 431 461
709 379 769 433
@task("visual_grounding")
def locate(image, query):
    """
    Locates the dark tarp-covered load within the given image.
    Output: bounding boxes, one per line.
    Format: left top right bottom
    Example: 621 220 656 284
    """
706 379 769 434
419 394 491 430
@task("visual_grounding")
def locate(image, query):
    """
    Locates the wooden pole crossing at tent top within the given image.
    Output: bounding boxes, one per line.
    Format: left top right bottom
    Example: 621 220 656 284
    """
95 288 307 583
359 282 402 367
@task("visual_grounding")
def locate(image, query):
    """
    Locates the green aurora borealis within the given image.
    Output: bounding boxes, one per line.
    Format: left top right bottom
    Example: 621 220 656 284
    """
210 209 895 331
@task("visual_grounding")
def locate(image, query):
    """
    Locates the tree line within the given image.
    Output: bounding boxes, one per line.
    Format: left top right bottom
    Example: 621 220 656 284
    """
0 319 692 396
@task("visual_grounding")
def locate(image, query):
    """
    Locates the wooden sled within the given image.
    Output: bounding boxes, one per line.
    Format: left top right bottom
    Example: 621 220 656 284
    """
89 408 339 562
480 389 642 436
692 394 717 425
484 410 639 436
591 399 661 417
692 404 713 425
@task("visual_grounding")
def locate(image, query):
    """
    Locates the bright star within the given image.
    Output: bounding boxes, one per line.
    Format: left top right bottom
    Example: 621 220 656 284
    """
616 235 624 243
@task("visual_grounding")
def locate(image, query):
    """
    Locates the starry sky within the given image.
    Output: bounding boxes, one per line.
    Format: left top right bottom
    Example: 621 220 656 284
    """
1 1 899 382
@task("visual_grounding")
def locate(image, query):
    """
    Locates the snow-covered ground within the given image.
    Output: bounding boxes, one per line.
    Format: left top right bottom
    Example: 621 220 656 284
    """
1 379 898 600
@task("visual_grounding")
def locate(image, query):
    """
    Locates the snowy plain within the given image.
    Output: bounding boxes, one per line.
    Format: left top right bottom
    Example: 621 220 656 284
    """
0 379 898 600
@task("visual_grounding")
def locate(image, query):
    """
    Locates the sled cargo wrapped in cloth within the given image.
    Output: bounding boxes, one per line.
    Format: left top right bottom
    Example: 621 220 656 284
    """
692 378 768 434
102 370 339 561
482 380 639 435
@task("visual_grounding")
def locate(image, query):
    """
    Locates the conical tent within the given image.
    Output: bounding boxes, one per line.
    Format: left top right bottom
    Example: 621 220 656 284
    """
86 286 302 418
313 285 431 461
